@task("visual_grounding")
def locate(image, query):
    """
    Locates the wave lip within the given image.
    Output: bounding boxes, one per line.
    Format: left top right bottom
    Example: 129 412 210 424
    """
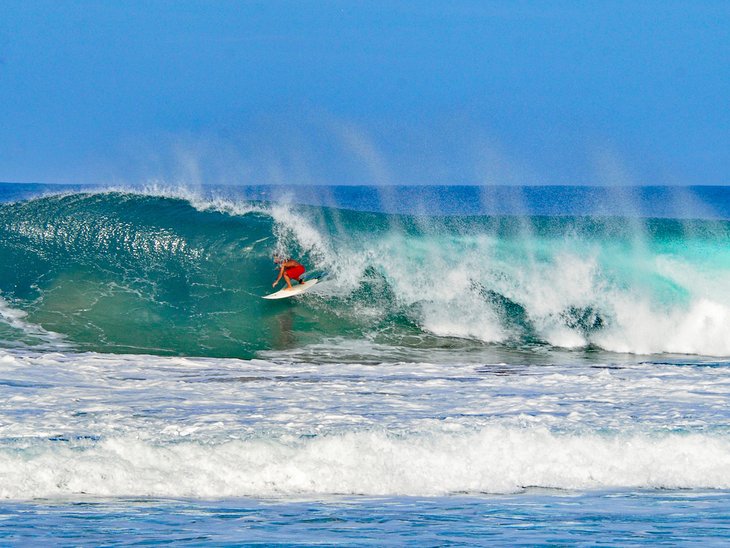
2 428 730 499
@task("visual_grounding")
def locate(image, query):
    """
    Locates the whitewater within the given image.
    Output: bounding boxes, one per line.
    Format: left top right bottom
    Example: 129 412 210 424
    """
1 183 730 544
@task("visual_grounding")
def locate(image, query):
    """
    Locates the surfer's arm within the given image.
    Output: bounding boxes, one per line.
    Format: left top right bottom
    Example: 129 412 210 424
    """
273 265 285 287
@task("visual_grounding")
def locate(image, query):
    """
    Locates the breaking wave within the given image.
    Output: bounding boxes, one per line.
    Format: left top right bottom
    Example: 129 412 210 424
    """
1 189 729 357
2 428 730 499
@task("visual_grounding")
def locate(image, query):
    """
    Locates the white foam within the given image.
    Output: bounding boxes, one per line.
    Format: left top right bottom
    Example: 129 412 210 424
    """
0 296 29 329
0 346 729 499
356 231 730 356
595 297 730 356
0 295 65 345
1 428 730 499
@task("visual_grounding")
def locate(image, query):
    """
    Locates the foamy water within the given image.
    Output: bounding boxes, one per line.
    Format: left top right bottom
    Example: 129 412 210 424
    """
1 346 729 499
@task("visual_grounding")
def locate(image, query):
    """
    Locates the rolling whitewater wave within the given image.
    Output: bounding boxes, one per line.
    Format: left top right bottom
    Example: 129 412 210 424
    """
3 428 730 498
1 188 729 357
1 344 729 500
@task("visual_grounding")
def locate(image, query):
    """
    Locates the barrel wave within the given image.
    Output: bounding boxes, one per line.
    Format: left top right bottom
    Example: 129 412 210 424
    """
1 189 729 357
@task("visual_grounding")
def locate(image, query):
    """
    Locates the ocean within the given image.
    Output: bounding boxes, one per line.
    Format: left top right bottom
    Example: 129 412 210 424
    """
1 182 730 544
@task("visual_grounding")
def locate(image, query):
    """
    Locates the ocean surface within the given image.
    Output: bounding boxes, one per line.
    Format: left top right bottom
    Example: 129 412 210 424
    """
1 182 730 544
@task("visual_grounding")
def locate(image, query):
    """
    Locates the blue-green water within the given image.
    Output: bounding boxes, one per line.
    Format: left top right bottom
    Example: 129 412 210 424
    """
1 186 729 357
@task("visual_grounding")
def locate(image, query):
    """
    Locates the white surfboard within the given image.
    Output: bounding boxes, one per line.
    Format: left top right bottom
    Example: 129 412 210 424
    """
262 277 321 300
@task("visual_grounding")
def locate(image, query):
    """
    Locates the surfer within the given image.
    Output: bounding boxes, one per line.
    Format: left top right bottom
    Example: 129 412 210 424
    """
272 257 306 290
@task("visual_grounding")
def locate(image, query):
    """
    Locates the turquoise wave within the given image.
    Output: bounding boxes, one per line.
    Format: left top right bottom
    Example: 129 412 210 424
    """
1 191 729 357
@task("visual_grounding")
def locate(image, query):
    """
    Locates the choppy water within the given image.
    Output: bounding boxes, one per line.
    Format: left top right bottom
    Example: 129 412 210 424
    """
1 183 730 544
4 492 730 545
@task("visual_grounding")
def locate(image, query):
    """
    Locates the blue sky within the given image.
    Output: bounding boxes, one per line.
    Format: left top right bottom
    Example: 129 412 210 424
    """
1 1 728 186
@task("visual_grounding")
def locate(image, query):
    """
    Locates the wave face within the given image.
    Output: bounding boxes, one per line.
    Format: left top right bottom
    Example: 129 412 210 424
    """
1 190 730 357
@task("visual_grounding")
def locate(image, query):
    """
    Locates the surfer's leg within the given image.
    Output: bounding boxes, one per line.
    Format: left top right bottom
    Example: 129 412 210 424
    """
283 273 293 289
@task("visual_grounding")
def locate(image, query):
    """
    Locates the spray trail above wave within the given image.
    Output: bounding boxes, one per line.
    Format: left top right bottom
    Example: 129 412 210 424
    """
1 190 729 357
4 182 730 219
